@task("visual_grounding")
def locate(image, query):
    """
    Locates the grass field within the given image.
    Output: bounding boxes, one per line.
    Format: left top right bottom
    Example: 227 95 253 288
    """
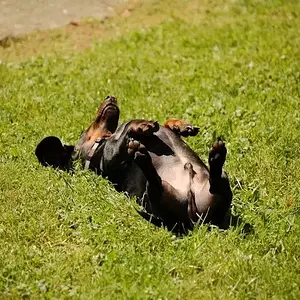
1 0 300 298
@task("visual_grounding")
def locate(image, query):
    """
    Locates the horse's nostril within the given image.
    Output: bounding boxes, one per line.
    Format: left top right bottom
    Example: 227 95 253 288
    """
111 96 117 103
104 95 117 103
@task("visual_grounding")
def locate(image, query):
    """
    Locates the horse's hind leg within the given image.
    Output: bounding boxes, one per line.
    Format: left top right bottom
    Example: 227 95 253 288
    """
207 139 232 225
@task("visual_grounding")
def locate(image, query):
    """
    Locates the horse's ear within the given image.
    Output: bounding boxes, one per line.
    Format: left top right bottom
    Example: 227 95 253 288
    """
35 136 74 170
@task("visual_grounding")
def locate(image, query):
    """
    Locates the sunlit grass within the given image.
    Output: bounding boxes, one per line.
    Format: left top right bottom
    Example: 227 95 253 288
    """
0 0 299 298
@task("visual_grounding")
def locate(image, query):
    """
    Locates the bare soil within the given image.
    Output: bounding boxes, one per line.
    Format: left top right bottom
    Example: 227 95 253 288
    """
0 0 127 39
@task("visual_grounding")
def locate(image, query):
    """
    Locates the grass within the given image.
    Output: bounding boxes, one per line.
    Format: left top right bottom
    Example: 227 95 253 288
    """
0 0 300 298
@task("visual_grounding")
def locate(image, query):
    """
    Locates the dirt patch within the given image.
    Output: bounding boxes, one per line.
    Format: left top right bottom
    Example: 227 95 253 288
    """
0 0 238 62
0 0 164 62
0 0 127 39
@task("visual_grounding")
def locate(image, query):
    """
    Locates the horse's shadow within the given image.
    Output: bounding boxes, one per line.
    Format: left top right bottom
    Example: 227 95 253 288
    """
138 208 254 236
218 213 254 234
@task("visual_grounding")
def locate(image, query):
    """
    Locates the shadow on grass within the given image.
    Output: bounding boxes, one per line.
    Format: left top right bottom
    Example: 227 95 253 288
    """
219 213 254 234
138 208 254 237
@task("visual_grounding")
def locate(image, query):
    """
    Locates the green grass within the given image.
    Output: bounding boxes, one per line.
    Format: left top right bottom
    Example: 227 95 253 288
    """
1 0 300 298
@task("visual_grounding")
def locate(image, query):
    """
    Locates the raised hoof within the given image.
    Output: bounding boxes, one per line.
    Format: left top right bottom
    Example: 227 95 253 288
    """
164 119 199 137
127 138 152 168
180 125 200 137
129 120 159 136
128 138 146 155
209 139 227 168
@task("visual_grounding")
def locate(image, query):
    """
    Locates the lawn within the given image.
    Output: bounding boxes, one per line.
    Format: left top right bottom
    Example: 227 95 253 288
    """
0 0 299 298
